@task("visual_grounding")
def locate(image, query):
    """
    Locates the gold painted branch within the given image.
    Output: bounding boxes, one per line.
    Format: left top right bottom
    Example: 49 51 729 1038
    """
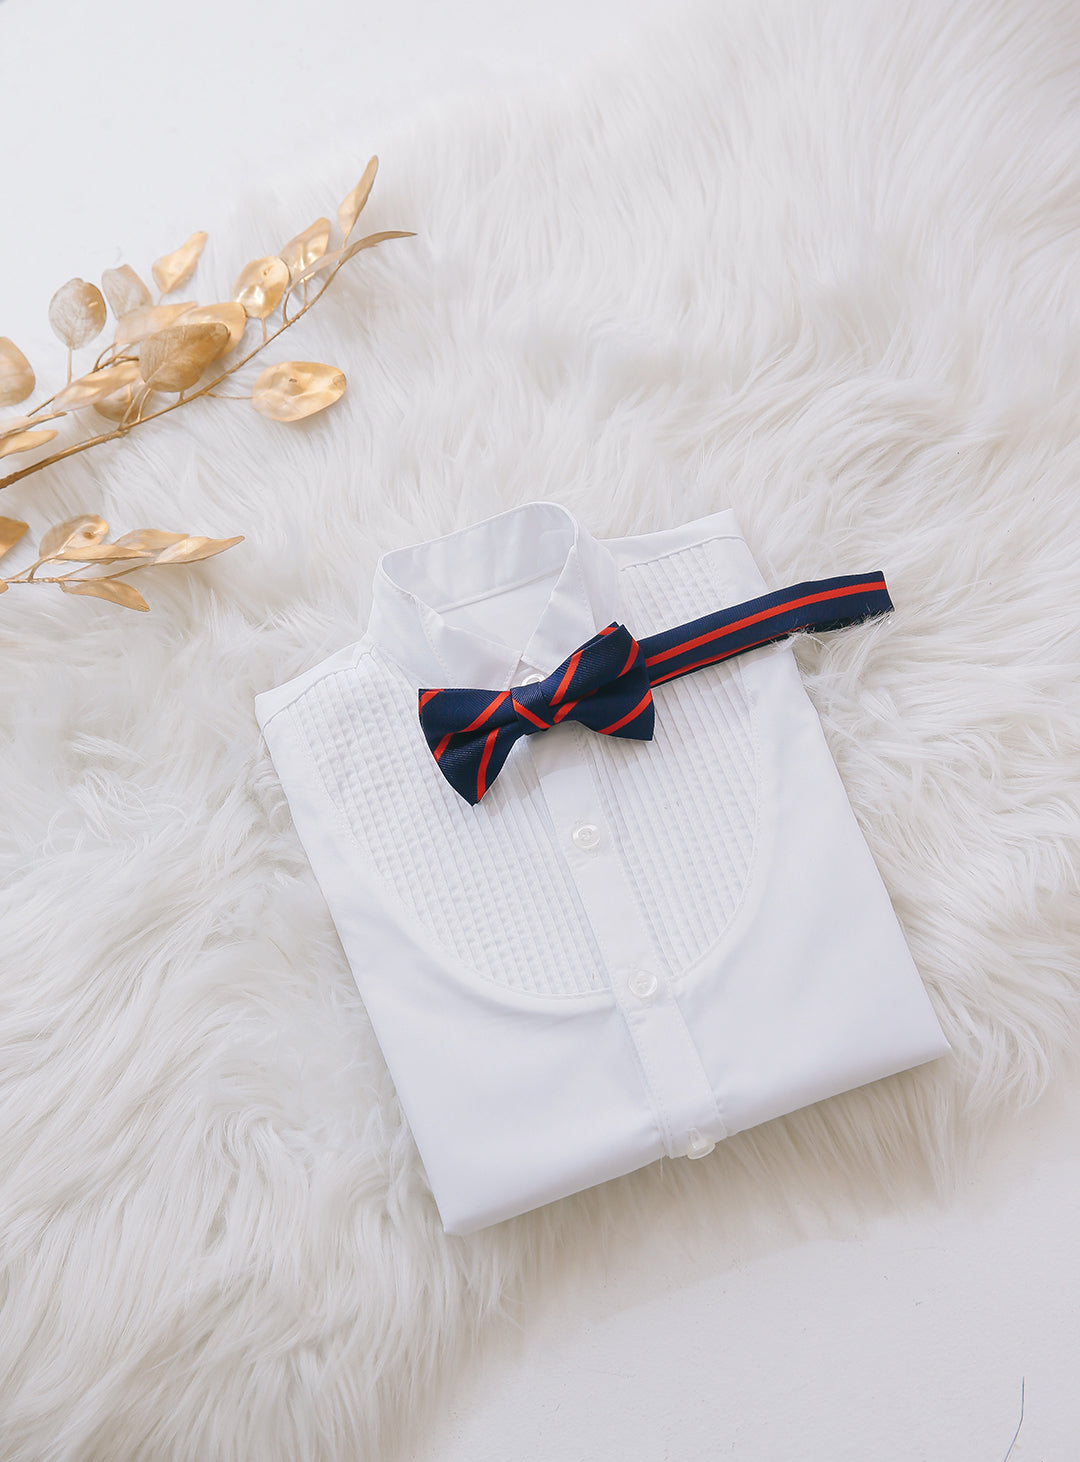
0 157 414 499
0 514 243 612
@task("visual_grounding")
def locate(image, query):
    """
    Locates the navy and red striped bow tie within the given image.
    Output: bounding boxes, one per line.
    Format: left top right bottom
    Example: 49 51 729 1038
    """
419 572 893 804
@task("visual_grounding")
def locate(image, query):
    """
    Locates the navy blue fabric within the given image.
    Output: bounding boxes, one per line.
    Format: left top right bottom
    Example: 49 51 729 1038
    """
638 572 893 686
418 572 892 804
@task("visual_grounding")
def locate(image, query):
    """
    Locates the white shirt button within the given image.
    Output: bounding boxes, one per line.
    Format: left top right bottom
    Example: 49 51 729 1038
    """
520 671 543 684
571 822 601 850
685 1129 716 1160
627 969 659 1001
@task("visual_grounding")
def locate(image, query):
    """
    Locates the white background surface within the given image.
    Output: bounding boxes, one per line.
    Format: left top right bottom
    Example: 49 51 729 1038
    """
1 0 1077 1456
409 1084 1080 1461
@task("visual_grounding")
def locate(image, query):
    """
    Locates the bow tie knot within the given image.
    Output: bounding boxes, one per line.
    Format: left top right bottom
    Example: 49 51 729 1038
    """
419 622 655 804
509 679 558 731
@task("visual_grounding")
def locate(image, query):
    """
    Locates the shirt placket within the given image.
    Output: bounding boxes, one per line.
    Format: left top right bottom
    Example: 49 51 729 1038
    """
522 712 726 1160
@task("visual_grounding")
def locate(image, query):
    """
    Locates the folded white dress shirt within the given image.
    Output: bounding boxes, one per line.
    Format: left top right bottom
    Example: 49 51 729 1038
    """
255 500 951 1234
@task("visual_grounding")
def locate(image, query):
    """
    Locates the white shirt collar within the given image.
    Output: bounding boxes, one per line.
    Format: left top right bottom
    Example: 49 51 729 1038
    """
367 500 622 688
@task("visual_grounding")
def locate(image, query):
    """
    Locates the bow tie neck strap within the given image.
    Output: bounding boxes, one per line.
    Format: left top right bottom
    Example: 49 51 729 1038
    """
638 572 894 688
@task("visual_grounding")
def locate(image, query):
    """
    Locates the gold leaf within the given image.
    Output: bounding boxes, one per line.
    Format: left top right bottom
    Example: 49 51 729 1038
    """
250 361 346 422
113 528 188 552
281 218 331 278
53 543 149 562
0 427 59 459
0 516 29 560
154 534 244 564
341 229 416 262
39 515 109 559
288 230 416 292
48 279 108 350
61 578 150 611
55 360 142 411
180 302 247 352
232 257 290 319
0 414 34 438
337 157 378 242
101 265 152 319
0 578 6 593
138 321 230 393
92 381 151 423
152 231 208 296
0 338 35 406
114 301 197 346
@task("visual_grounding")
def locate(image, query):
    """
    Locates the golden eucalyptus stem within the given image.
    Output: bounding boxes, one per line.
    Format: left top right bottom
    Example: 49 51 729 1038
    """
7 554 95 584
3 407 68 430
91 340 125 372
8 563 137 585
26 392 61 418
0 253 352 494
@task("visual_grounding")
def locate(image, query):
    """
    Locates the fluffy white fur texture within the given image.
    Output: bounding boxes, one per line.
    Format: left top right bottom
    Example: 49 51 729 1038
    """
3 0 1080 1455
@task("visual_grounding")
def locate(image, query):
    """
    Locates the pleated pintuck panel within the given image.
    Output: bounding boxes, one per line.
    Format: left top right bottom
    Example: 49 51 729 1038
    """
587 539 759 977
291 655 611 997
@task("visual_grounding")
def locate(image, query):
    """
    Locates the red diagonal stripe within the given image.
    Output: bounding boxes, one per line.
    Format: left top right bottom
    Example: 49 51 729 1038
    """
418 689 441 709
434 732 453 761
649 622 823 685
476 727 499 801
644 582 884 668
598 689 653 735
550 649 583 705
460 690 510 732
550 642 641 724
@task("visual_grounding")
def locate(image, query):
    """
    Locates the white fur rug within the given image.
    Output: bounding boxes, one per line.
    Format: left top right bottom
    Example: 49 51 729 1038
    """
4 1 1080 1456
